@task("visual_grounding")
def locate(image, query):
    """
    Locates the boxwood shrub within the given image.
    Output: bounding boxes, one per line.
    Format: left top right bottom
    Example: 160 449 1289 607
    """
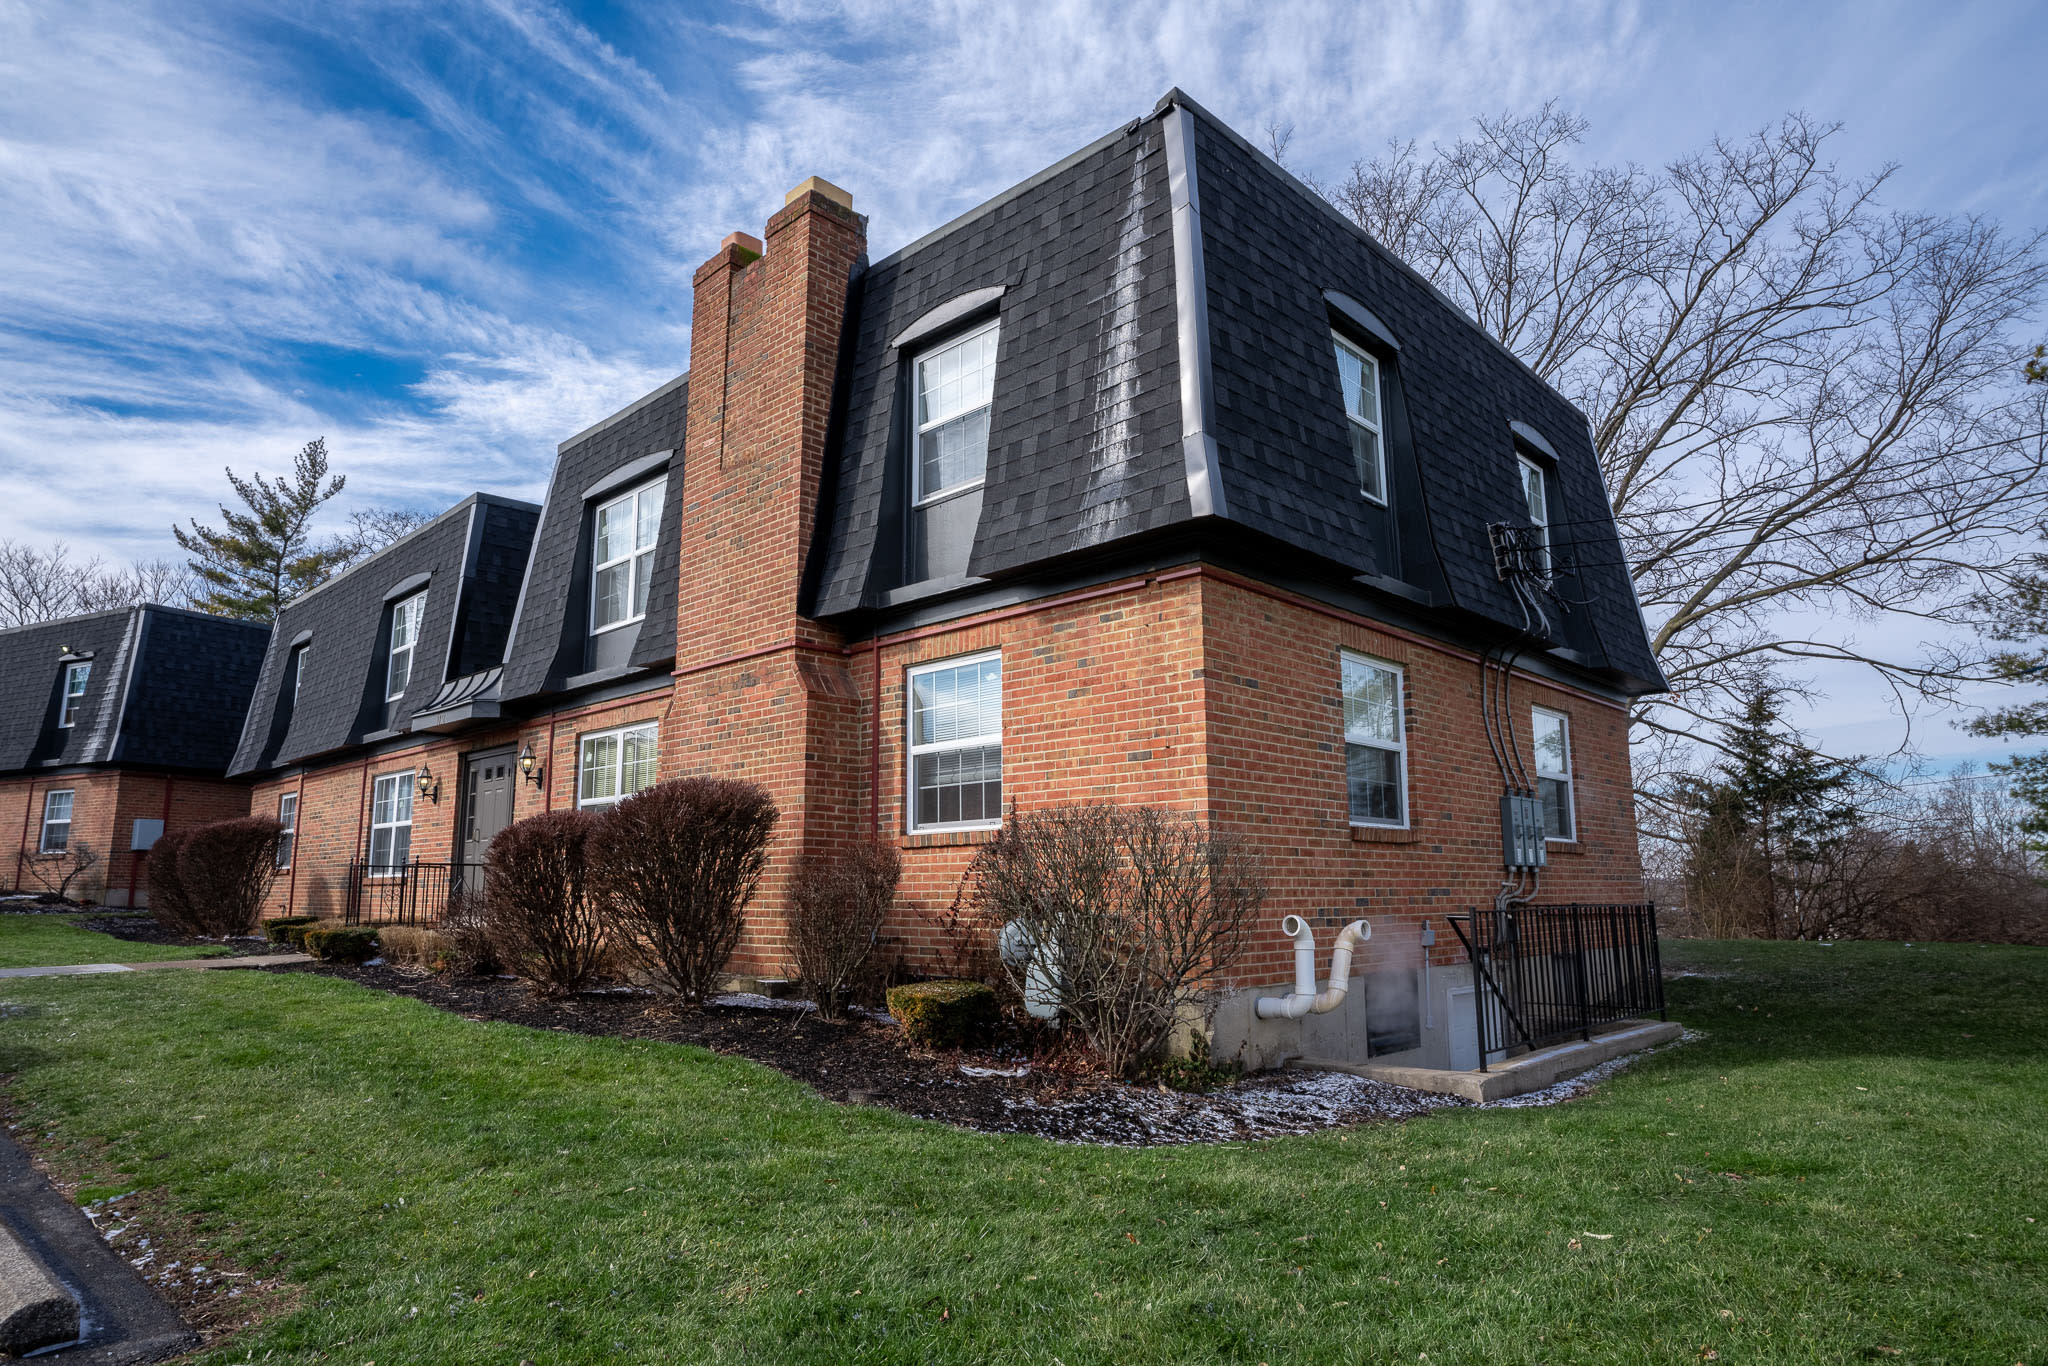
885 979 997 1050
302 925 379 964
263 915 321 948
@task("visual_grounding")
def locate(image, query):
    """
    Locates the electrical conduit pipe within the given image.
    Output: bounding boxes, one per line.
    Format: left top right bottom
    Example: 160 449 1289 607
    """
1255 915 1371 1020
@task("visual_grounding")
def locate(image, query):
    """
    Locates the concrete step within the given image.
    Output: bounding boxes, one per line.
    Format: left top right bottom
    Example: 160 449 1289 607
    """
1294 1019 1684 1102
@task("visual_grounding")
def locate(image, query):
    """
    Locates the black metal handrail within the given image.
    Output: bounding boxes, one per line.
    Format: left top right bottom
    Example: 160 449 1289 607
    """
1446 903 1664 1070
343 859 487 927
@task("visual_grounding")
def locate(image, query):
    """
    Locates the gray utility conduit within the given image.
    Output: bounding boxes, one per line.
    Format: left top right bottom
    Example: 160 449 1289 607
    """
1255 915 1371 1020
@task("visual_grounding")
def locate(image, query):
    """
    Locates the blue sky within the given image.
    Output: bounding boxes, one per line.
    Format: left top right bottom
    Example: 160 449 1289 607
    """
2 0 2044 767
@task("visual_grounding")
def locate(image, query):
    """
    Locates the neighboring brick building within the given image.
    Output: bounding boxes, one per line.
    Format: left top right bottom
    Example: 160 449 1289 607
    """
0 606 267 906
225 90 1666 1071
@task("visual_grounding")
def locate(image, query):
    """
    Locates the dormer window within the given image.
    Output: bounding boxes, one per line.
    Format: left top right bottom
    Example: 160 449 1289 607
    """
592 476 665 634
58 662 90 728
386 592 425 701
912 320 999 506
1518 455 1552 572
291 644 309 705
1333 332 1387 505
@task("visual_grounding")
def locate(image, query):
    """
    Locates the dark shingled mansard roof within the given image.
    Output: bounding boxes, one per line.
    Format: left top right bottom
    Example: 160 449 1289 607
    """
498 374 688 703
806 90 1663 694
0 605 268 775
229 494 538 776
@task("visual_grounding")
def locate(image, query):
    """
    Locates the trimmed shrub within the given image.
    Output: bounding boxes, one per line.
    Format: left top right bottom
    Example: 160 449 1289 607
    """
787 841 900 1020
438 900 499 976
483 810 606 995
148 818 284 937
886 980 998 1050
302 925 379 964
961 803 1265 1078
263 915 321 948
588 778 778 1004
380 925 450 973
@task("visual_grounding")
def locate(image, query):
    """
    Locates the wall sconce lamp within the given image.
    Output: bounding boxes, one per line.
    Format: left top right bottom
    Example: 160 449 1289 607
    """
416 764 440 804
518 742 544 789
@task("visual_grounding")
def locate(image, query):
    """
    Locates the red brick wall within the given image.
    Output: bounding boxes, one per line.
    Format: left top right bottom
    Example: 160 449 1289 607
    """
2 770 250 906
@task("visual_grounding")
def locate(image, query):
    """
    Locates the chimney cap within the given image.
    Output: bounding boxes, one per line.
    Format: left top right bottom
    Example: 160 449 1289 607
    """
784 176 853 211
720 231 764 258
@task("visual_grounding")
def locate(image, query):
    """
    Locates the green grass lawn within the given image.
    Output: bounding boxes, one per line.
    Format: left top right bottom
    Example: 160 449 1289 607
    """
0 941 2041 1363
0 911 231 967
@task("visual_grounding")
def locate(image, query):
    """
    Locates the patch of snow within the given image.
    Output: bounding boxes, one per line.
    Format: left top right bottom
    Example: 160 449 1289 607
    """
959 1064 1029 1079
1479 1028 1703 1109
711 992 815 1014
987 1069 1463 1146
363 957 386 966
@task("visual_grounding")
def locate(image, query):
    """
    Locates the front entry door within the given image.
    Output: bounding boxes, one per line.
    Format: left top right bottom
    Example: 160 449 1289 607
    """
460 748 517 893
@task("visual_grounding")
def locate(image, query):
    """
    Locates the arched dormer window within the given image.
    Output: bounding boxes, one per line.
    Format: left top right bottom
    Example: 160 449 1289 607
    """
1323 290 1403 510
891 286 1006 587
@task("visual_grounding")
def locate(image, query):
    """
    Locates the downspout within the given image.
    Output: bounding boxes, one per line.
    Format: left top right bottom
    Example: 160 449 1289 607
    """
285 770 306 915
1255 915 1371 1020
867 637 882 841
16 776 38 893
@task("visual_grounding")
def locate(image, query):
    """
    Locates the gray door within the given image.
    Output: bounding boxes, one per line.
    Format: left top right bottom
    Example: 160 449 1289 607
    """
460 749 516 891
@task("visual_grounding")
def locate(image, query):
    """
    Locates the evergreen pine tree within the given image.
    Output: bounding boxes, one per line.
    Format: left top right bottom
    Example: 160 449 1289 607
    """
173 438 350 621
1968 539 2048 853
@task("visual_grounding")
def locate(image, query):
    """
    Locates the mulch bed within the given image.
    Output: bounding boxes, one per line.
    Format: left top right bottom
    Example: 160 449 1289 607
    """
266 961 1466 1145
66 909 281 958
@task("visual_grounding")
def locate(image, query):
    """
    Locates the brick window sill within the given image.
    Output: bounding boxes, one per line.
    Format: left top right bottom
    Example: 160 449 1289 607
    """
1545 840 1587 857
900 827 999 850
1350 824 1420 845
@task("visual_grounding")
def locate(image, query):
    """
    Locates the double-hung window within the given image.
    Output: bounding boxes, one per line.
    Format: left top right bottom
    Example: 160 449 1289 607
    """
1532 708 1574 841
907 652 1002 831
58 662 90 728
291 645 309 706
1518 455 1551 573
592 477 665 633
39 789 74 853
1341 653 1406 826
1333 333 1388 504
912 321 999 505
577 722 658 808
276 792 298 870
367 772 414 874
386 593 425 701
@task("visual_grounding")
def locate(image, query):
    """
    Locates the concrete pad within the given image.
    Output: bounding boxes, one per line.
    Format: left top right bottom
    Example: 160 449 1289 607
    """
124 953 310 971
0 1213 78 1355
1294 1019 1684 1102
0 963 133 979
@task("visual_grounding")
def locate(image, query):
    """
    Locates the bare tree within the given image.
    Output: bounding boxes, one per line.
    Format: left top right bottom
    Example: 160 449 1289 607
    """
0 540 194 627
340 507 435 564
1328 107 2048 812
24 841 103 903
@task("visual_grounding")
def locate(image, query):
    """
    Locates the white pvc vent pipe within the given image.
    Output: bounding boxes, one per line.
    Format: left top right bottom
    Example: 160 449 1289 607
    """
1254 914 1371 1020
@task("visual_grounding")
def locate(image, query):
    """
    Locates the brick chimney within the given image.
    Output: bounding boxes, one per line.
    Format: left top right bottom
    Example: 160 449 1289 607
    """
667 176 867 970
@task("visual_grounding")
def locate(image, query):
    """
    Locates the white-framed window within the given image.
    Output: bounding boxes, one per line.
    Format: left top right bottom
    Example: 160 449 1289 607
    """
386 593 425 701
367 772 414 874
912 320 1000 506
591 476 666 634
1518 455 1551 572
1333 332 1388 504
577 722 658 808
1341 653 1407 827
276 792 298 870
38 789 74 853
291 645 308 705
907 651 1003 831
58 662 90 728
1533 707 1575 841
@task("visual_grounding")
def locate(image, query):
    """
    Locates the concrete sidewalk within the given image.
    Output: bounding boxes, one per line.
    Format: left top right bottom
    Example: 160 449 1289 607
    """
0 953 308 979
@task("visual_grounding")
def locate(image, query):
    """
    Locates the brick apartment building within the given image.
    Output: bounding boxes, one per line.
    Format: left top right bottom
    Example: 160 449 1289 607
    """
0 605 267 906
220 90 1666 1071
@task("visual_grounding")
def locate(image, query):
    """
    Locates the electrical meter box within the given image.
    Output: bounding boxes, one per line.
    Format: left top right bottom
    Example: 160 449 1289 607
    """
1500 794 1547 869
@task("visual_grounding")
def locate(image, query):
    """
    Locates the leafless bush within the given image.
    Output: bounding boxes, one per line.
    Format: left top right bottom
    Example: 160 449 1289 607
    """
379 925 450 974
24 841 103 904
588 778 779 1004
961 804 1266 1078
786 841 900 1019
483 810 606 995
148 819 282 936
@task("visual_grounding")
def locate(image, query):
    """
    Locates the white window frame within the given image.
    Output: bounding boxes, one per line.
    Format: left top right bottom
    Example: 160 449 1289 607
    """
905 650 1005 833
589 476 667 636
291 645 308 705
276 792 298 870
1518 454 1552 573
1532 707 1575 842
910 319 1000 507
576 721 659 808
385 593 425 701
366 771 414 876
58 662 90 728
39 789 75 853
1341 652 1409 829
1333 332 1388 506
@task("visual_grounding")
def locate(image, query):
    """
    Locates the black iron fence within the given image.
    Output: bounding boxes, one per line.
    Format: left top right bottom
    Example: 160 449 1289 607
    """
1446 903 1664 1069
343 859 486 927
